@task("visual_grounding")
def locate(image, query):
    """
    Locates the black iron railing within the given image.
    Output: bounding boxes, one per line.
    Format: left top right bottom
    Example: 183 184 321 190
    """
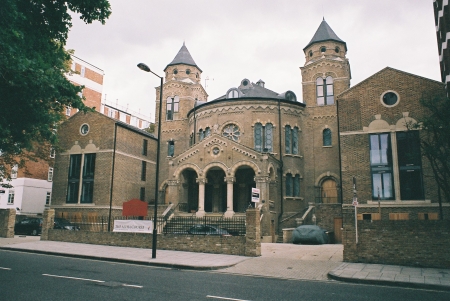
163 216 246 236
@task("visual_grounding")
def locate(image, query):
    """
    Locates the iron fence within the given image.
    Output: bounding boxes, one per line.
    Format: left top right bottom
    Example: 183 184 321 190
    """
56 214 246 236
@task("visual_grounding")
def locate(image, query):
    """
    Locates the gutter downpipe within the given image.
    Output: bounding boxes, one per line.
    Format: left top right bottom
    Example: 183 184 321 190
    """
193 103 196 144
108 123 118 232
336 97 344 226
278 99 284 223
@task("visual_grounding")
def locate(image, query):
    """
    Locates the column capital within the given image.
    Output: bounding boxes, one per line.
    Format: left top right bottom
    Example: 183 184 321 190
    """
254 175 269 183
167 180 179 186
224 177 236 184
196 177 207 185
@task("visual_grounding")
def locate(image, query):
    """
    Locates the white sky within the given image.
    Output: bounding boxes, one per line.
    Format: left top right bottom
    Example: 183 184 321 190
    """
66 0 441 121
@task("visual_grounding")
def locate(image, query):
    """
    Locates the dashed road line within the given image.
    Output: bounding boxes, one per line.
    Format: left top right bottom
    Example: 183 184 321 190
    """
206 295 251 301
42 273 143 288
0 267 11 270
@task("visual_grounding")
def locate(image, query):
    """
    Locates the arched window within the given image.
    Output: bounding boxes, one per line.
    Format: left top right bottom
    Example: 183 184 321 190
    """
285 126 299 154
204 127 211 138
254 123 273 152
166 96 179 120
227 89 239 99
254 123 263 152
285 125 291 153
265 123 273 152
168 141 175 157
316 76 334 106
189 133 194 146
293 175 300 197
323 128 332 146
199 129 204 141
286 173 293 197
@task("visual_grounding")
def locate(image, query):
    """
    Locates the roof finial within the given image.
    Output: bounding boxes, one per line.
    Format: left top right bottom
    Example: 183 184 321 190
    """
183 41 185 46
323 16 325 21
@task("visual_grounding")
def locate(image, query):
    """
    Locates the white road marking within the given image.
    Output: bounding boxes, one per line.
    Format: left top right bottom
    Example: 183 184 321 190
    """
43 274 104 283
206 296 251 301
0 267 11 270
42 273 142 288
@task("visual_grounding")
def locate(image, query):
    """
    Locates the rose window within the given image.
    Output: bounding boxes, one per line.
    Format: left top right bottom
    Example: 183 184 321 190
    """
222 124 240 141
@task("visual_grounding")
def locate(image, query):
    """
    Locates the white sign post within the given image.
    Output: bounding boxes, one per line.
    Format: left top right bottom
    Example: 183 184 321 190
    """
251 188 260 203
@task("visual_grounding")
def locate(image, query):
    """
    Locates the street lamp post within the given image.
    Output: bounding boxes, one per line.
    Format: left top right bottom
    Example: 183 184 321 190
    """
137 62 163 259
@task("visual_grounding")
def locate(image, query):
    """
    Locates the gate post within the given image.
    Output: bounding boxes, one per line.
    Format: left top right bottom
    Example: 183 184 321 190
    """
245 208 261 256
41 208 55 241
0 209 16 238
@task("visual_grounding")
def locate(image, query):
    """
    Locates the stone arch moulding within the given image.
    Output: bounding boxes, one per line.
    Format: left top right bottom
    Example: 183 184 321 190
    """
172 163 202 179
203 161 229 176
365 115 390 132
310 72 324 82
159 180 169 192
230 160 261 176
314 172 340 187
395 114 418 131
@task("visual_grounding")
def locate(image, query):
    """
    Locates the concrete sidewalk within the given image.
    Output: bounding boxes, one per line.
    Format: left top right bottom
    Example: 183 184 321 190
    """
1 236 449 291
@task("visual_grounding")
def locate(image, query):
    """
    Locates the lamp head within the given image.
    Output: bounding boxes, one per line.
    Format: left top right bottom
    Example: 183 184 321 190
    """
137 63 151 72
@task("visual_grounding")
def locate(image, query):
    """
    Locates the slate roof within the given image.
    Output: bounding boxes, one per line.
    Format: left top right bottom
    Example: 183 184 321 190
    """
303 19 347 51
164 43 202 72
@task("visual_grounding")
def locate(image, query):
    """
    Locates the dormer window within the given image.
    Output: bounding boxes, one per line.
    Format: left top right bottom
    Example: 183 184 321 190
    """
320 46 326 53
227 89 239 99
186 69 191 75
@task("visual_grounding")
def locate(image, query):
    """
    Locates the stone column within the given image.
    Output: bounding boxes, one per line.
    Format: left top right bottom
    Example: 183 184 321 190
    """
196 177 207 217
41 208 55 241
245 208 261 257
0 209 16 238
224 177 235 217
254 176 269 205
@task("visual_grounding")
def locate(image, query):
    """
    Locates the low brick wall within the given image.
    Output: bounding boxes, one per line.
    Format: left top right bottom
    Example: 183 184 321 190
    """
47 230 246 255
0 209 16 238
42 208 261 257
342 209 450 268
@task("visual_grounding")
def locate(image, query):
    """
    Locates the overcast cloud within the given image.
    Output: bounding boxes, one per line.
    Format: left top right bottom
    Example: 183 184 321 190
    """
66 0 440 120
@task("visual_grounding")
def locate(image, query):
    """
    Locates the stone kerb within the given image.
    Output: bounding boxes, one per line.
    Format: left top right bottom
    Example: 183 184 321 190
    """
0 209 16 238
41 208 55 240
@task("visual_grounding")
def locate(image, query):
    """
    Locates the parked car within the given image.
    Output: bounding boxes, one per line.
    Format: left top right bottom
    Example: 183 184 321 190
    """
14 218 43 236
292 225 329 244
187 224 230 236
53 218 80 231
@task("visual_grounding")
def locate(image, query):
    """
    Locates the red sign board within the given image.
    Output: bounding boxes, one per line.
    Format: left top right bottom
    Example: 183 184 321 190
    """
122 199 148 217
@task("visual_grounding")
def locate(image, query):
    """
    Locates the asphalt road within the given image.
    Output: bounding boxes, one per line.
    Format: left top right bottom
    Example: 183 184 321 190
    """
0 250 449 301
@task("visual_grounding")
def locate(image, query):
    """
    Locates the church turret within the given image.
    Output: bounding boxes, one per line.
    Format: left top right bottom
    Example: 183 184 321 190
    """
163 43 202 84
300 19 351 212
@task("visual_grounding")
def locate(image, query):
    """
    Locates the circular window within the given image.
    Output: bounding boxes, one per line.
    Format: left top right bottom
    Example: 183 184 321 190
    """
186 69 191 75
309 50 313 57
320 46 326 53
80 124 89 135
335 47 340 53
222 124 240 141
381 91 400 107
212 147 220 155
173 69 178 75
242 80 249 86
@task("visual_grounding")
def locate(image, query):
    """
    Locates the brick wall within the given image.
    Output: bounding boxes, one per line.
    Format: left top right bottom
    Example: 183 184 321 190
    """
0 209 16 238
342 207 450 268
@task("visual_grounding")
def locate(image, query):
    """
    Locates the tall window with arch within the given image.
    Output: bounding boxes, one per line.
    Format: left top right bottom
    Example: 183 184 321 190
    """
166 96 179 120
199 127 211 142
316 76 334 106
323 128 332 146
254 123 273 152
285 126 299 154
285 173 301 197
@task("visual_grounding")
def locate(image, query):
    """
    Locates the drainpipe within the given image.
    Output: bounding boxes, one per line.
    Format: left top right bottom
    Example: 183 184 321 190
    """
193 103 197 144
278 99 284 222
108 123 118 232
336 98 344 227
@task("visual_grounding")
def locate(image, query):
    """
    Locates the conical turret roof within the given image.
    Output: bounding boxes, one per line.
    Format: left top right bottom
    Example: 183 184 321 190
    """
164 43 202 72
303 19 346 51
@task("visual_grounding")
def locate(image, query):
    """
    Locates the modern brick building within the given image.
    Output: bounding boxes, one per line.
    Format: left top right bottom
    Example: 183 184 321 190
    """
50 111 157 219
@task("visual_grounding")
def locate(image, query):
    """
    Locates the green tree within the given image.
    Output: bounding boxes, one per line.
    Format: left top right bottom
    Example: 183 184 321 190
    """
0 0 111 183
414 93 450 216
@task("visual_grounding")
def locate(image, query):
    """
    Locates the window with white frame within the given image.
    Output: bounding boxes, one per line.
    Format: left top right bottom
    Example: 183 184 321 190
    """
108 108 116 118
66 106 71 116
46 192 51 205
81 66 86 77
48 167 54 181
119 112 127 122
50 148 56 158
8 190 15 204
316 76 334 106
